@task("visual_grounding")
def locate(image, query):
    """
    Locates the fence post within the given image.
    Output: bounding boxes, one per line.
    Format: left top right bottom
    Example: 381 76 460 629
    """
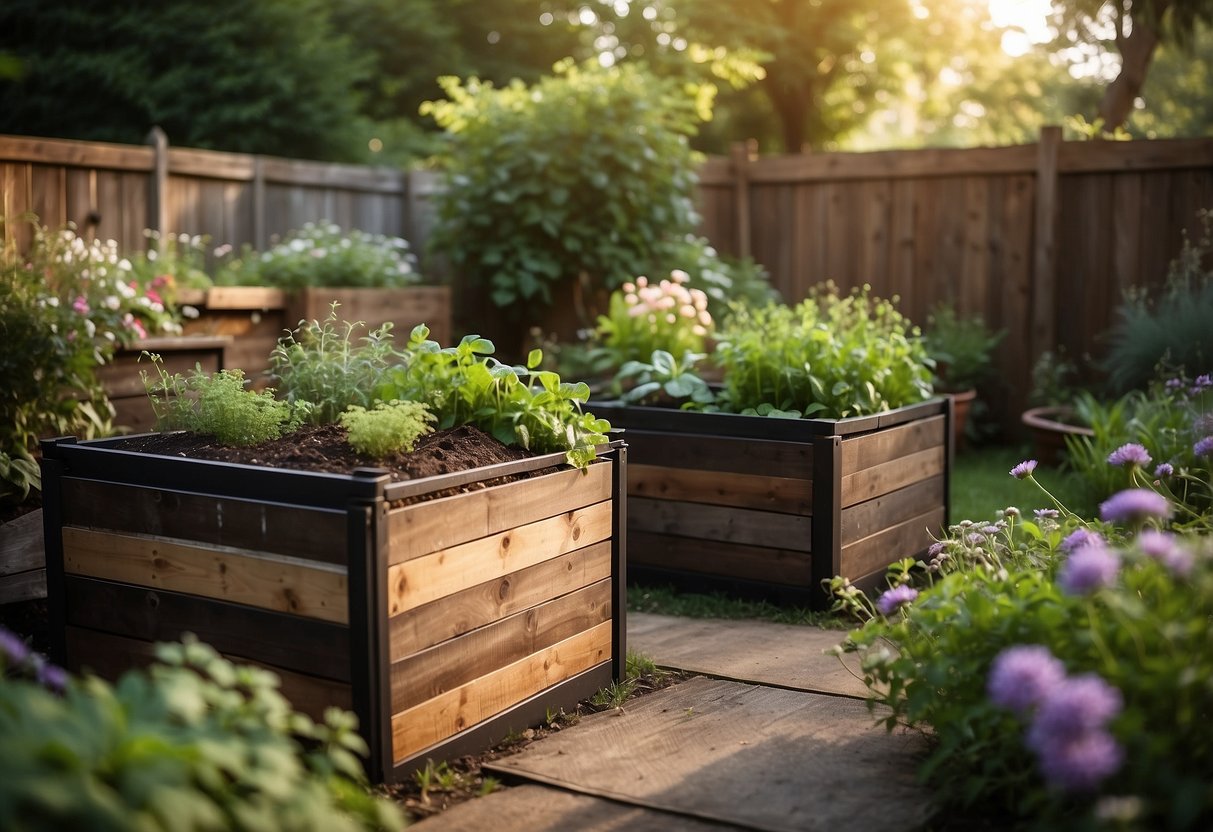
1031 125 1061 370
252 156 267 249
145 127 168 245
730 141 752 259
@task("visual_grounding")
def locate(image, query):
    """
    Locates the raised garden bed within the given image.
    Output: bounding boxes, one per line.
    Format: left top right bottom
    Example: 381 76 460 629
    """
588 398 951 607
39 434 626 782
0 508 46 605
98 335 230 432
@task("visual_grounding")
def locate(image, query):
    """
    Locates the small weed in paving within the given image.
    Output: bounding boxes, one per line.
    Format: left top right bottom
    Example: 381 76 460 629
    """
629 584 848 628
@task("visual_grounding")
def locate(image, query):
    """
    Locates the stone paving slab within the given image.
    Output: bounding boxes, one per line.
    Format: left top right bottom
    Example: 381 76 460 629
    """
485 676 930 832
628 612 869 698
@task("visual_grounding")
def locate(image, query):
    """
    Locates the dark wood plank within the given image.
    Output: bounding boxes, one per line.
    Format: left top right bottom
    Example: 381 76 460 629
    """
0 508 45 575
840 475 945 545
839 415 945 472
61 478 348 565
485 677 931 832
840 507 945 579
389 542 612 659
840 446 945 508
629 498 811 552
629 464 811 514
390 579 611 713
620 430 811 478
0 568 46 604
65 576 351 682
629 531 811 585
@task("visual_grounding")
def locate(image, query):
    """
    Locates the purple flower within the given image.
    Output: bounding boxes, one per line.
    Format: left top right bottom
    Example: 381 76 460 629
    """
1107 443 1151 467
1034 508 1060 520
1034 728 1125 792
1194 373 1212 390
1099 489 1171 524
1058 545 1120 594
876 585 919 616
1010 459 1038 480
1153 463 1174 478
1029 674 1123 744
1165 377 1185 391
1194 436 1213 458
36 661 68 694
980 524 1002 535
1060 528 1104 554
966 533 986 546
0 627 30 667
987 645 1067 715
927 541 947 557
1137 530 1193 577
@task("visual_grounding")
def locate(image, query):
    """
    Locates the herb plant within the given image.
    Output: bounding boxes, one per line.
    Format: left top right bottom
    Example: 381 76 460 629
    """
616 350 714 407
713 284 934 419
922 303 1004 393
339 400 435 458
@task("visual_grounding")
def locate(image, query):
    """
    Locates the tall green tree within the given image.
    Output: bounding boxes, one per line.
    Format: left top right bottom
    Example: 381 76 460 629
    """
0 0 369 161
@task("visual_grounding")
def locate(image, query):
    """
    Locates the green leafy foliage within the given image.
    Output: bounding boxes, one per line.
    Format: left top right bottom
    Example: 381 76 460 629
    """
712 284 934 419
0 632 404 831
144 356 306 447
424 60 707 312
616 350 714 407
922 303 1005 392
655 235 779 323
1102 208 1213 393
595 271 713 370
215 222 422 291
339 400 435 458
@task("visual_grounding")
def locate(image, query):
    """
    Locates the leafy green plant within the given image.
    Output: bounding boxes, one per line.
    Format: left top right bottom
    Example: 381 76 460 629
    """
216 222 421 290
595 271 713 369
144 355 306 446
616 350 714 407
0 630 403 832
654 235 779 323
922 303 1004 392
712 284 934 419
424 59 708 312
339 400 435 458
1102 208 1213 392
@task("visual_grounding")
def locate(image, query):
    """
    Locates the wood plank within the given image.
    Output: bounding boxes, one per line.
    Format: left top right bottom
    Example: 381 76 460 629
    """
0 568 46 604
629 498 810 553
203 286 287 310
259 157 406 193
840 507 945 579
62 527 348 624
484 677 931 832
388 502 612 614
390 541 612 659
60 478 348 565
388 463 612 565
288 287 451 348
629 531 811 585
628 465 810 514
839 415 945 472
391 621 612 763
405 784 732 832
96 342 225 398
1031 126 1061 371
0 509 45 576
619 431 811 479
840 446 945 508
745 143 1036 183
390 580 611 712
627 612 866 698
65 576 351 682
1056 136 1213 173
840 475 945 545
0 135 154 171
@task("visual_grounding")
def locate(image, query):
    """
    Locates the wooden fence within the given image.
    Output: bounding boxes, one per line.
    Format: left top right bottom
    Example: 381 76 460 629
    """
4 128 1212 432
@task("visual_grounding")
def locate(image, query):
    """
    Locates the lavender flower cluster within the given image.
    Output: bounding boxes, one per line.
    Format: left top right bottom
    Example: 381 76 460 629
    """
988 645 1124 792
0 626 67 693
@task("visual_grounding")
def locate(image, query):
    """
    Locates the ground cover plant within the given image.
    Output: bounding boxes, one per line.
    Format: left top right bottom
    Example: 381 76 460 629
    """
834 446 1213 830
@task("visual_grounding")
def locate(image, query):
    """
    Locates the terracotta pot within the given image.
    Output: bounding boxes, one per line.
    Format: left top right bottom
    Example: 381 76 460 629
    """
946 389 977 452
1021 406 1094 466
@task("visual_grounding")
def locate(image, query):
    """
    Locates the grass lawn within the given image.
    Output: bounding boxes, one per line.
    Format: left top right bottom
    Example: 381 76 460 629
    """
950 443 1097 524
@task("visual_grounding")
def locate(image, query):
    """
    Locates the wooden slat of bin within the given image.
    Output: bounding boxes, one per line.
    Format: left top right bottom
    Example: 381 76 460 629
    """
65 626 352 720
840 476 946 545
389 541 612 660
97 339 227 398
388 463 612 565
390 621 612 763
62 527 348 624
390 579 611 713
288 286 451 346
387 501 612 615
0 568 46 604
840 446 945 508
629 497 811 552
839 507 946 578
622 431 812 479
61 479 348 565
840 415 946 472
0 509 45 576
629 465 811 514
629 532 812 585
65 576 352 683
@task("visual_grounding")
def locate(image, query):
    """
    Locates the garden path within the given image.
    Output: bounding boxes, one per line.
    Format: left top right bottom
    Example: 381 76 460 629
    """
411 614 931 831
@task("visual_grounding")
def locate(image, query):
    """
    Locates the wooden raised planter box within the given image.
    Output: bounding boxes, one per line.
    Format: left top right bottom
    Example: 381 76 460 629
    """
0 509 46 604
588 398 952 607
99 335 230 433
39 436 626 782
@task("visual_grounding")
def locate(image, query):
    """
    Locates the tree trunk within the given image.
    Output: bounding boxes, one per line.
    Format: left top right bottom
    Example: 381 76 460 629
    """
1096 4 1166 130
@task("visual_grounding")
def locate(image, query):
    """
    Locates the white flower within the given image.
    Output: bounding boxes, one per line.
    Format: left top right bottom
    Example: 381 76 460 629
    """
117 258 132 271
85 319 96 338
182 305 200 319
105 295 121 310
213 244 232 258
45 296 59 308
670 269 689 284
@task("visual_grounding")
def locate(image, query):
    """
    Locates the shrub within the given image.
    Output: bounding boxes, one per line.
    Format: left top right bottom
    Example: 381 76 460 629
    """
922 303 1004 393
339 400 435 457
0 630 403 831
424 59 708 311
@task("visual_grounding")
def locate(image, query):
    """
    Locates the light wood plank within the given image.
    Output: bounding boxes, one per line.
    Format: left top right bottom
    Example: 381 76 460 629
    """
839 415 945 472
388 463 612 565
840 447 945 508
628 465 810 514
390 541 612 659
840 507 946 579
629 498 811 553
391 621 612 763
840 475 946 545
62 527 348 623
390 579 611 712
388 501 612 614
203 286 287 310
